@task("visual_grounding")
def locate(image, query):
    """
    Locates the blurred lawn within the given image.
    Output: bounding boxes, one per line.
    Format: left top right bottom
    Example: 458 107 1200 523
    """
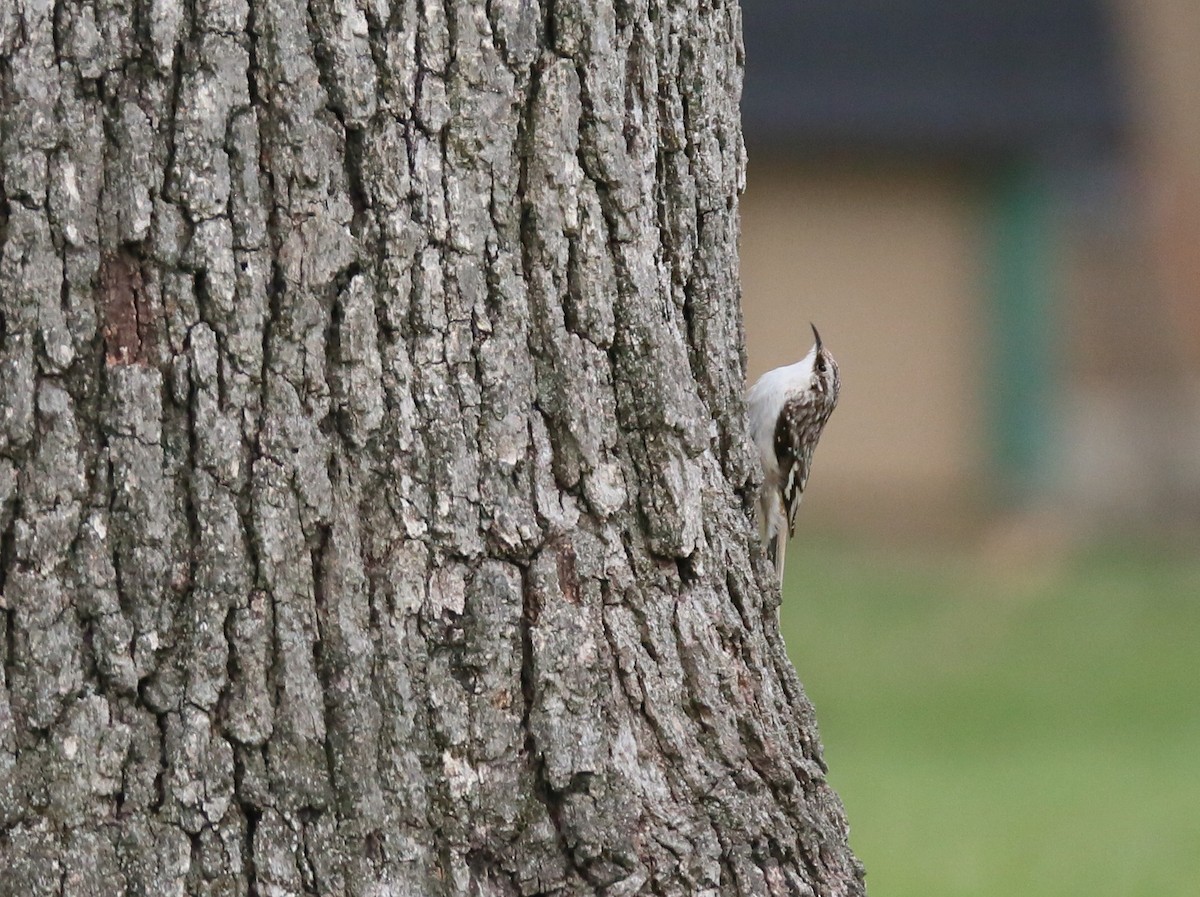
781 538 1200 897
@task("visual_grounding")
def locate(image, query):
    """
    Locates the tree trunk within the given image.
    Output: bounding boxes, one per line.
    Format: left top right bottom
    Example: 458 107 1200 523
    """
0 0 864 894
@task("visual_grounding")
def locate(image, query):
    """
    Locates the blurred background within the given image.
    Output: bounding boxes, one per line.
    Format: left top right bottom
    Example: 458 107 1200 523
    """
737 2 1200 895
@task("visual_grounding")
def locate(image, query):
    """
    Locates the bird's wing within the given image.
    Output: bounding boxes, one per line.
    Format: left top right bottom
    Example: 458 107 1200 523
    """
774 395 818 539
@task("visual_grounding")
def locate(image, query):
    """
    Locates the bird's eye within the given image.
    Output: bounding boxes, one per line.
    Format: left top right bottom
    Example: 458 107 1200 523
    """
815 356 826 374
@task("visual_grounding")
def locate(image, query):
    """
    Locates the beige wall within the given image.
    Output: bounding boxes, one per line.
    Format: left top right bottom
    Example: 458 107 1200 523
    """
1112 0 1200 370
740 159 988 533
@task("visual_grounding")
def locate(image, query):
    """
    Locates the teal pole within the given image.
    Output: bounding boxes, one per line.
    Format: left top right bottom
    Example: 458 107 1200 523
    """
985 160 1057 504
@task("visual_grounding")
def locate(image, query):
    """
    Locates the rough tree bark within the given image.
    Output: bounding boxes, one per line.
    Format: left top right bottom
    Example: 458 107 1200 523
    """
0 0 864 894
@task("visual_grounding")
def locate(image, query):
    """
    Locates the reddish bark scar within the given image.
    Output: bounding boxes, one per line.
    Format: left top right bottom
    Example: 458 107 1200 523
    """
98 249 156 365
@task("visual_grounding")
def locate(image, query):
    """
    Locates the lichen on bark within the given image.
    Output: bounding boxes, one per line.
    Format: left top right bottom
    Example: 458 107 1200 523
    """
0 0 864 894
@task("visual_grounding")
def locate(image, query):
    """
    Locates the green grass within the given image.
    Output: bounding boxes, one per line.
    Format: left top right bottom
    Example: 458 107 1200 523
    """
780 539 1200 897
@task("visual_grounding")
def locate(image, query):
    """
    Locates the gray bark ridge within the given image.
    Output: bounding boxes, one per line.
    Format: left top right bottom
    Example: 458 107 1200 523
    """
0 0 865 894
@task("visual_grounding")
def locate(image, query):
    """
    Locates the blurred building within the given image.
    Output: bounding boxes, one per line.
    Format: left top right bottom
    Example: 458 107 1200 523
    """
739 0 1200 538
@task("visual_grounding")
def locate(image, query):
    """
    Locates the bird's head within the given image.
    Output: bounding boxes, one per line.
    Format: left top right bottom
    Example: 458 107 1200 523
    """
807 323 840 405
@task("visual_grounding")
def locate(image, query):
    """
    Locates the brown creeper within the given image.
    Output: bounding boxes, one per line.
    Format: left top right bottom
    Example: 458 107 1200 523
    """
746 324 841 583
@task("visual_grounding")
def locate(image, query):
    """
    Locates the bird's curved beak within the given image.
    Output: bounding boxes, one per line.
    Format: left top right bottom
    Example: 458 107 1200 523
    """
810 323 823 351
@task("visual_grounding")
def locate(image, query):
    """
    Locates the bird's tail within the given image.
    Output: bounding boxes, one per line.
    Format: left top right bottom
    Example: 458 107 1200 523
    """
760 493 788 586
772 531 786 585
